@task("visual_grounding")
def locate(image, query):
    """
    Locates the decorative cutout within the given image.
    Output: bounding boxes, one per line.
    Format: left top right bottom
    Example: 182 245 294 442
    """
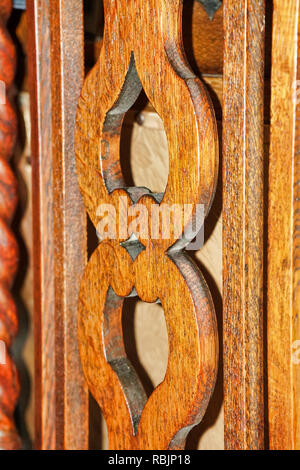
0 0 20 450
197 0 222 20
75 0 219 449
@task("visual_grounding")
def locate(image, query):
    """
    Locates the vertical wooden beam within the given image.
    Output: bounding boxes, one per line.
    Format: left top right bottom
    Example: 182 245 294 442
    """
28 0 88 449
295 9 300 449
49 0 88 450
75 0 219 450
27 0 55 449
268 0 300 450
0 0 20 450
223 0 265 449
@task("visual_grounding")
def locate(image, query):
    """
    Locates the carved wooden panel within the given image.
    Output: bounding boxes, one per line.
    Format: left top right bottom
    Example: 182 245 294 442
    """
21 0 300 450
27 0 88 449
268 0 300 450
75 0 219 450
0 0 20 450
27 0 55 449
197 0 222 20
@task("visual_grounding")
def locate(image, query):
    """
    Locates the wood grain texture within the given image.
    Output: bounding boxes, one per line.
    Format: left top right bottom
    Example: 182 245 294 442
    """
27 0 55 449
197 0 221 20
183 1 223 75
93 2 224 76
49 0 88 450
120 110 224 450
268 0 300 450
75 0 219 450
295 6 300 449
0 0 20 450
223 0 265 449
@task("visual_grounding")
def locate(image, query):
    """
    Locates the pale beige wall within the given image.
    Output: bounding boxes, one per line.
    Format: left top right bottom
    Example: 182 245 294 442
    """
17 93 223 450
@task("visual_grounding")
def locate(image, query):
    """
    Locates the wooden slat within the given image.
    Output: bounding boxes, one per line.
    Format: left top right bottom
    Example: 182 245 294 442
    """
49 0 88 450
268 0 300 450
27 0 55 449
28 0 88 449
223 0 265 449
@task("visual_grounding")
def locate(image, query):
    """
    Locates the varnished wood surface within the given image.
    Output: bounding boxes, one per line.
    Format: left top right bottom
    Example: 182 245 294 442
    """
15 93 224 449
268 0 300 450
0 0 20 450
182 1 223 75
75 0 219 449
90 1 225 76
49 0 88 450
295 6 300 448
223 0 265 449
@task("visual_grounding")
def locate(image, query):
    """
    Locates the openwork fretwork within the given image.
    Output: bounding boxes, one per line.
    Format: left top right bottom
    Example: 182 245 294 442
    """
75 0 219 450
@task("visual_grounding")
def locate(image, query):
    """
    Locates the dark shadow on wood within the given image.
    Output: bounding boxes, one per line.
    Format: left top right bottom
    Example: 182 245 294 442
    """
263 0 273 450
184 260 223 449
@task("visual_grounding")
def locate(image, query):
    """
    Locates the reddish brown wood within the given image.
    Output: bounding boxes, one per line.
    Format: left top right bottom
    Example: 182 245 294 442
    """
93 2 224 79
268 0 300 450
0 0 20 450
223 0 265 449
49 0 88 450
75 0 219 450
27 0 55 449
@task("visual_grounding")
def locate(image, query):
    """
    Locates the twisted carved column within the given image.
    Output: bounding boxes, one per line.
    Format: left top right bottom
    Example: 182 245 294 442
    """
0 0 20 450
